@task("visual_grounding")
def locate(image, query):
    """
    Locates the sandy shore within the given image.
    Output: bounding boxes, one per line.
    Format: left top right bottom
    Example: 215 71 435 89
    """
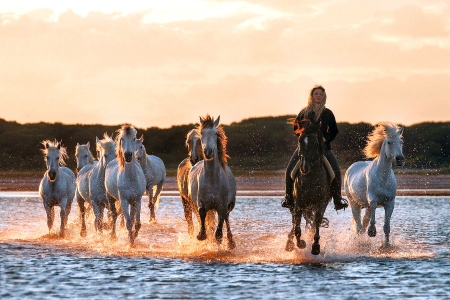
1 173 449 196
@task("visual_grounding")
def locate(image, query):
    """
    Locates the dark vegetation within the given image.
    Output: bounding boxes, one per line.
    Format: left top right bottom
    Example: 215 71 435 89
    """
0 117 449 174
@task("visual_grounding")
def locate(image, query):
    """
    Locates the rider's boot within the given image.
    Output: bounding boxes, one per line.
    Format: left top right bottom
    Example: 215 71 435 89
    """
333 196 348 211
281 194 294 209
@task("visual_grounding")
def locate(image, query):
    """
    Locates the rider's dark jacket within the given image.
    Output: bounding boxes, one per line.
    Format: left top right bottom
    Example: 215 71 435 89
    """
294 108 338 151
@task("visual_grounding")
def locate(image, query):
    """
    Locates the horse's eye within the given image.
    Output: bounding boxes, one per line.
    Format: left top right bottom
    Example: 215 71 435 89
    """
388 141 391 145
85 155 88 158
57 156 60 160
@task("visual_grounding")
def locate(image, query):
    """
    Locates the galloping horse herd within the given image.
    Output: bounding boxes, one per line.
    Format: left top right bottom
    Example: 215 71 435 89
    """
39 115 405 254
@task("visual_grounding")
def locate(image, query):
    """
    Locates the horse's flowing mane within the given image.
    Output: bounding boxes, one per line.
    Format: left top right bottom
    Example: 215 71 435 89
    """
75 143 95 164
115 124 137 170
363 122 402 158
199 115 229 169
41 140 68 166
185 129 202 149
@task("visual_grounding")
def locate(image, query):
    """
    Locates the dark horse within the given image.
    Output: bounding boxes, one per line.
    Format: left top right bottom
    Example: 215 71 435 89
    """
285 119 331 255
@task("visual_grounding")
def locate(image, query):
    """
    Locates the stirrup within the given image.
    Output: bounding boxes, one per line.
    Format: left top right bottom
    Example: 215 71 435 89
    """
334 197 348 211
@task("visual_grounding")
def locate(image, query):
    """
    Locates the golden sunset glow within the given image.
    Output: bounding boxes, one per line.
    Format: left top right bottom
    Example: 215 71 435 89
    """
0 1 449 128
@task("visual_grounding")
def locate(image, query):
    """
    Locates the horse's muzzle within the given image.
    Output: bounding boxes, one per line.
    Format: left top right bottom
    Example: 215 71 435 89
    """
48 171 56 181
204 149 213 159
396 156 405 167
124 152 133 163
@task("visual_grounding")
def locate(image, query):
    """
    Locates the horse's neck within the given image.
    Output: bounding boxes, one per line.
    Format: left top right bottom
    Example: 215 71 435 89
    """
140 154 150 170
203 149 221 181
92 157 107 178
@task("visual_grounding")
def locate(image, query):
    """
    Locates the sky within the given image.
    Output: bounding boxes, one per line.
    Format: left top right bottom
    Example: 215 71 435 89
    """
0 0 449 128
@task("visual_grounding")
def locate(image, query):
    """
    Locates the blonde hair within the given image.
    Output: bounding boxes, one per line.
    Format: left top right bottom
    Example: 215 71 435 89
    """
303 85 327 121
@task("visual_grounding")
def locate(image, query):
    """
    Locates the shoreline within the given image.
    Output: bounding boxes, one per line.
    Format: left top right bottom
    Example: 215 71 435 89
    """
1 174 449 196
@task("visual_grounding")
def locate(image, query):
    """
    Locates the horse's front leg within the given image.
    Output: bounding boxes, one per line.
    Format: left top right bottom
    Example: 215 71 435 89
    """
133 198 142 241
197 205 207 241
224 215 235 249
76 191 87 237
120 199 133 243
148 189 156 223
285 205 297 252
59 198 68 238
215 215 224 244
181 196 194 236
367 195 377 237
311 208 325 255
107 195 118 241
383 200 395 246
44 202 54 233
295 207 306 249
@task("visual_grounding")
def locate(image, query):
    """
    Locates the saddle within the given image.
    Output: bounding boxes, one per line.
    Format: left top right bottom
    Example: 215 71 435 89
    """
290 156 335 182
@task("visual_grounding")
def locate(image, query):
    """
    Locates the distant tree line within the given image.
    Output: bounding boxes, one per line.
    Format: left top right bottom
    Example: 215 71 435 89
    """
0 117 448 172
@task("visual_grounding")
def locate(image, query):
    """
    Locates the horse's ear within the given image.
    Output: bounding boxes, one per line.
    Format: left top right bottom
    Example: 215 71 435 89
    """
214 115 220 127
57 143 61 150
45 142 49 149
138 134 144 142
86 142 90 148
397 127 404 136
199 116 204 124
96 136 100 143
77 142 80 146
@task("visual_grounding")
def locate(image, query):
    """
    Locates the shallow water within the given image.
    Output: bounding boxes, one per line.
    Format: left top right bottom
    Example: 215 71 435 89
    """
1 192 449 299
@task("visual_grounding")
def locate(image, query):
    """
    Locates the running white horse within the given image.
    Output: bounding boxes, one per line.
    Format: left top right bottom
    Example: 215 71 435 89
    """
135 136 166 223
39 140 76 238
76 134 117 238
344 122 405 246
105 125 146 245
177 128 204 235
188 115 236 248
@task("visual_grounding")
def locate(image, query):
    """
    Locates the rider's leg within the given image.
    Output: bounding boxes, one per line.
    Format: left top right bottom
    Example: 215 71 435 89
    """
325 150 348 211
281 148 299 208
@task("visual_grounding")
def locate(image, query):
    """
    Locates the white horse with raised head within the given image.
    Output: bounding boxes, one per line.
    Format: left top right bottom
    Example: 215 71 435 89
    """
177 128 204 235
135 136 166 223
344 122 405 246
105 124 146 245
39 140 76 238
76 134 117 238
188 115 236 248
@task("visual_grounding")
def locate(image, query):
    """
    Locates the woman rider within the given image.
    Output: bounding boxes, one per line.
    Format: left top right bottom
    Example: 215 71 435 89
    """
281 85 348 211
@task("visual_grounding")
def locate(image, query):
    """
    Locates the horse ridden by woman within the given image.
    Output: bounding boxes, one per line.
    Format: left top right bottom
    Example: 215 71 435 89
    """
285 119 332 255
344 122 404 246
177 128 205 235
39 140 76 238
188 115 236 249
76 134 117 238
135 136 166 223
105 124 146 245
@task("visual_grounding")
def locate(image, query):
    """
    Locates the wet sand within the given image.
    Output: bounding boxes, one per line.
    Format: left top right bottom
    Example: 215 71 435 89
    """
1 173 449 195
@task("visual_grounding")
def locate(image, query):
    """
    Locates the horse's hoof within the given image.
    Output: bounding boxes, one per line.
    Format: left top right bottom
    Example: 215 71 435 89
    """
311 243 320 255
197 231 207 241
297 240 306 249
285 240 295 252
228 239 236 250
368 226 376 237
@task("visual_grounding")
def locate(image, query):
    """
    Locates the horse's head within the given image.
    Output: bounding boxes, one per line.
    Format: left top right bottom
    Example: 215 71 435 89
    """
297 120 323 175
75 142 93 172
186 129 204 164
41 140 67 182
134 135 146 163
199 115 220 160
96 134 117 166
116 125 139 168
364 123 405 167
384 127 405 167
